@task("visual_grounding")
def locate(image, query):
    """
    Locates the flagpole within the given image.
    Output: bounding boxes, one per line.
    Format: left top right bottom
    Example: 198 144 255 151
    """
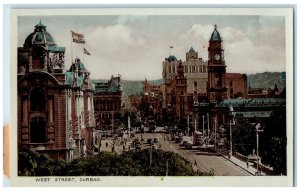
82 46 84 64
71 31 73 63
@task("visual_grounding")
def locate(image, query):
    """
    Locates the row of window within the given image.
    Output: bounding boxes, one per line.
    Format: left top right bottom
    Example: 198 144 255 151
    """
184 65 207 73
167 64 207 74
95 99 121 111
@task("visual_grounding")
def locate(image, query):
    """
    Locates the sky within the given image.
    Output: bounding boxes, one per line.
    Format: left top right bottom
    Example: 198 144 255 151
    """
18 14 286 80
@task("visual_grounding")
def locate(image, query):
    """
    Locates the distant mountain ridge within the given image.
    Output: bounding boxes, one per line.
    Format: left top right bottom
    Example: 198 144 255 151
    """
93 72 286 98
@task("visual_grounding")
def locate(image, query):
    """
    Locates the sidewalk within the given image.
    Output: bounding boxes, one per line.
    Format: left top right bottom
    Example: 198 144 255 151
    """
216 150 265 176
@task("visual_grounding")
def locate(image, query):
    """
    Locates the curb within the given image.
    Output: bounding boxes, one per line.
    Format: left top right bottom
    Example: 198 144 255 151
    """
215 151 256 176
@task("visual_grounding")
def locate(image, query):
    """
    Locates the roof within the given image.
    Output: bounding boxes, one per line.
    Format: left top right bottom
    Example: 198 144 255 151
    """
46 45 65 53
64 71 84 87
188 46 195 53
24 21 57 49
216 98 286 108
93 76 122 94
210 24 221 41
233 111 272 118
166 55 177 62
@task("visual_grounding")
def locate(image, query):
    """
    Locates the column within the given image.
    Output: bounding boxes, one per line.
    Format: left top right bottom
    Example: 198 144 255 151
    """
28 53 33 71
44 52 48 70
22 98 28 125
48 98 53 122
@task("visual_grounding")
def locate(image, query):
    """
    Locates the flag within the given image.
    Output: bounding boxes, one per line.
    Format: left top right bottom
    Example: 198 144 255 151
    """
170 46 174 49
84 48 91 55
71 31 85 44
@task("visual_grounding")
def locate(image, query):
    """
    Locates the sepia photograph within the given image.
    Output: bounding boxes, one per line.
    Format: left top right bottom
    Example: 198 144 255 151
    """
7 7 294 186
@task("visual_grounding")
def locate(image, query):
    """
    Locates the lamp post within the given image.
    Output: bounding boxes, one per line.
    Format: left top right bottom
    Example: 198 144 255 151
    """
255 123 263 175
214 117 217 150
229 106 234 159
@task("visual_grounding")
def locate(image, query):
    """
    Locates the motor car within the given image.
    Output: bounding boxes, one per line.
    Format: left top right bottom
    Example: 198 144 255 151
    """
185 143 193 149
153 137 159 143
135 143 141 150
175 136 182 143
147 138 153 144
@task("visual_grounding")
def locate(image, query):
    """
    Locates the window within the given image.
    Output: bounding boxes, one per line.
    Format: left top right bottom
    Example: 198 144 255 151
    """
194 81 197 90
30 87 45 111
30 117 47 143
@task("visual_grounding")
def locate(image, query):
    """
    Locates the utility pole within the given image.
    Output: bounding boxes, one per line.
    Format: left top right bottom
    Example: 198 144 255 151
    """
150 142 152 167
229 106 234 159
166 159 169 176
229 119 232 159
195 119 197 132
207 113 210 138
187 115 189 136
255 123 263 175
214 117 217 150
202 115 205 136
128 115 131 138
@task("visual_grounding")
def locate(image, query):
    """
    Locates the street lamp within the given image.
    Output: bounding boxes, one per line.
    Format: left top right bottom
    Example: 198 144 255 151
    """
228 106 234 159
255 123 263 175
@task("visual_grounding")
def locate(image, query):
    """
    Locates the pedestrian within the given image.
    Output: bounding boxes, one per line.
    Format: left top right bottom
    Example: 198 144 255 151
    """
246 161 249 168
106 142 108 148
194 159 198 166
112 146 115 152
123 145 125 151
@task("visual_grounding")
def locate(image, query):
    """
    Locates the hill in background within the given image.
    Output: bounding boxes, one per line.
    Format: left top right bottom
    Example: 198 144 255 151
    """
93 72 286 98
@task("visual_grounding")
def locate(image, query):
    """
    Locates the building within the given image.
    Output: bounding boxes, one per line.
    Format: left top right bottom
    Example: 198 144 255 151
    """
93 75 122 131
226 73 248 99
184 47 208 96
162 60 190 124
17 22 95 161
207 24 228 103
141 79 163 124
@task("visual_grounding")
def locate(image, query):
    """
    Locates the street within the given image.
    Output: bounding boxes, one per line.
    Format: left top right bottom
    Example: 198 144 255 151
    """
141 132 251 176
98 130 252 176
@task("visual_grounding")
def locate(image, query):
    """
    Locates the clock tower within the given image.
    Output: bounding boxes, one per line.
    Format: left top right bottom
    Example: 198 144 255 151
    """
207 25 228 103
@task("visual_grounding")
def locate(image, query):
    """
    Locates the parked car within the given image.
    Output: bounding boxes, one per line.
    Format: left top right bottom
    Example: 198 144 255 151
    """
135 143 142 150
152 145 158 150
153 137 159 143
147 138 153 144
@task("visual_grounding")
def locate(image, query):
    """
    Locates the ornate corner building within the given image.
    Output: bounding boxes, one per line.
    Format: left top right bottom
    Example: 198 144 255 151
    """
17 22 95 161
93 75 122 132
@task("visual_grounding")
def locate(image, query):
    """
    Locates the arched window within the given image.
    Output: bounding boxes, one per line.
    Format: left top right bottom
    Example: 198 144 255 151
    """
30 87 46 111
30 117 47 143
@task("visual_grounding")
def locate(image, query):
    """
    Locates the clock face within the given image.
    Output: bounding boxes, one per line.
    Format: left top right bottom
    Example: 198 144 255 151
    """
214 54 220 61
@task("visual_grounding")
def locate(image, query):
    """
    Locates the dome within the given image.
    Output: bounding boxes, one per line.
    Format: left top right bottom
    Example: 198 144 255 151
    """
210 24 221 41
166 55 177 62
24 21 56 48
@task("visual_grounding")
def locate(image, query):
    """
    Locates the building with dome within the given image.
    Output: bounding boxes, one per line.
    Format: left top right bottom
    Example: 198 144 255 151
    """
17 21 95 161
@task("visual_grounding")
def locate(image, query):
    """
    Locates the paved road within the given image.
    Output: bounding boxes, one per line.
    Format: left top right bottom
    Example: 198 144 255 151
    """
141 132 251 176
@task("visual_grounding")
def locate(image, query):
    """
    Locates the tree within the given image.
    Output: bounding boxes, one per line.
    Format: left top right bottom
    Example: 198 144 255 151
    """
18 149 214 176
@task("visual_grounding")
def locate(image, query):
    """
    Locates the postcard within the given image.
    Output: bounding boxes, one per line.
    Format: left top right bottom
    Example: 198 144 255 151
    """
5 7 294 187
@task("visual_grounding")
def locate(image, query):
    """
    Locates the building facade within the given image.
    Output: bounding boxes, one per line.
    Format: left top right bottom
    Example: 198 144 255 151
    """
141 79 163 124
93 75 122 131
17 22 95 161
184 47 208 96
207 25 228 103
